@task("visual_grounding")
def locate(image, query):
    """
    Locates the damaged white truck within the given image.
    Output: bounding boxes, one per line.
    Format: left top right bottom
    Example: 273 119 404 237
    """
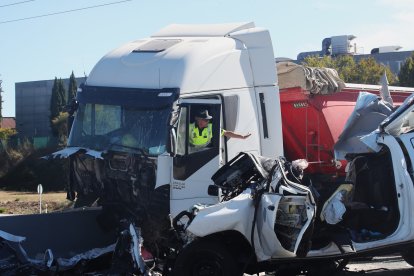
2 22 414 275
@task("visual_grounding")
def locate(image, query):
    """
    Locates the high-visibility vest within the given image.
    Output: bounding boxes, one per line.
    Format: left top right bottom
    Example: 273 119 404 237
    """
189 123 213 146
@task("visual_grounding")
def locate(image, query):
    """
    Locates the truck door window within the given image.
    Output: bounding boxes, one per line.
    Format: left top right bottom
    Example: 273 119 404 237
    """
176 107 187 156
173 103 221 180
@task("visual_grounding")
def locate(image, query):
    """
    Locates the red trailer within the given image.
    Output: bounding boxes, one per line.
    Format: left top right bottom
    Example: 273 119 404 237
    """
277 62 414 181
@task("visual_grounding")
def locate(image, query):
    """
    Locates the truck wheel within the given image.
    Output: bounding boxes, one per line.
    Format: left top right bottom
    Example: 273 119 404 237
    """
172 240 240 276
402 250 414 267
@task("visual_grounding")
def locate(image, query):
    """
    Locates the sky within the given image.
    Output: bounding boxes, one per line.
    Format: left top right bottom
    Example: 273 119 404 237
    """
1 0 414 117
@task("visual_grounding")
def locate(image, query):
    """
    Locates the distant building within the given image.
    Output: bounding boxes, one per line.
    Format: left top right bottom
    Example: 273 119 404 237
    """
353 51 412 76
0 117 15 129
293 35 413 75
15 77 86 143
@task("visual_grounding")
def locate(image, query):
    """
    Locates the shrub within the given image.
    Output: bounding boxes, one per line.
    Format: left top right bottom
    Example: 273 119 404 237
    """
0 128 16 140
0 145 67 192
0 139 34 178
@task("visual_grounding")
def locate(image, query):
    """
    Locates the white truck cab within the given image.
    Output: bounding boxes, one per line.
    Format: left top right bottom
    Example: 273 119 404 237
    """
67 22 283 218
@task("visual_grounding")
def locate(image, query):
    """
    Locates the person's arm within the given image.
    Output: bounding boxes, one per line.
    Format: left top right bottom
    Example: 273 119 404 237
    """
222 130 251 139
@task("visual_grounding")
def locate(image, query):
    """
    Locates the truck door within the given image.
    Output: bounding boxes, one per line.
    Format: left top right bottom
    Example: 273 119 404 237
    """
170 98 223 218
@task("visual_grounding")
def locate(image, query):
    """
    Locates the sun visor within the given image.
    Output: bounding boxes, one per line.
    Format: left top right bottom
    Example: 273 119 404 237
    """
77 86 179 109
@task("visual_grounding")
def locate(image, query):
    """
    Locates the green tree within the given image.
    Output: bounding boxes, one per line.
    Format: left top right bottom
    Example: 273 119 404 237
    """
67 71 77 105
356 57 394 84
56 79 68 146
50 77 68 118
398 53 414 87
57 78 67 112
50 78 67 141
303 55 397 85
334 55 358 82
52 112 69 146
302 55 336 68
50 78 60 136
67 71 78 132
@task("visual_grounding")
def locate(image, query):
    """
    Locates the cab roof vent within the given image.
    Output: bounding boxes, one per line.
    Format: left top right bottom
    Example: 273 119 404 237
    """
133 39 181 53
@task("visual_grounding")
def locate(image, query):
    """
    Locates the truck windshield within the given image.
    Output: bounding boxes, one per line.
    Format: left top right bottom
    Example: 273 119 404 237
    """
68 103 171 156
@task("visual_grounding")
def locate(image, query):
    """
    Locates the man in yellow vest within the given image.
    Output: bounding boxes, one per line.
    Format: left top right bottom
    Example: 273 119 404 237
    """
189 109 251 148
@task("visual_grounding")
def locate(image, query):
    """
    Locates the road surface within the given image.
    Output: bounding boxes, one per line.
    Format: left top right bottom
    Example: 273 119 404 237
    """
247 254 414 275
344 254 414 275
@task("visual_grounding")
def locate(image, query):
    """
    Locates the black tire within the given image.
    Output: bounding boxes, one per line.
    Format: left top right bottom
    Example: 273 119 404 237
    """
172 240 240 276
402 250 414 267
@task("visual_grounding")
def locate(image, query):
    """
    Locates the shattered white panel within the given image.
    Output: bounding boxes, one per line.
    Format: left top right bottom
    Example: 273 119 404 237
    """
379 72 393 106
186 191 255 237
334 92 392 160
321 192 346 225
0 229 26 243
129 224 147 274
56 244 115 269
44 249 54 268
360 131 383 153
46 147 104 159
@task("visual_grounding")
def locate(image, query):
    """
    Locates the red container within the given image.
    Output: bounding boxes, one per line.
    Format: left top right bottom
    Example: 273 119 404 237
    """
280 84 413 179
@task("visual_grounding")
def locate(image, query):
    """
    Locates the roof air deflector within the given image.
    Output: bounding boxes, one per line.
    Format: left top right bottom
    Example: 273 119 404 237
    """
151 22 255 37
133 39 181 53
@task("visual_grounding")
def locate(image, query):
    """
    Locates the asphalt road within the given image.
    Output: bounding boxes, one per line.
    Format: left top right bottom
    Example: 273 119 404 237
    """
246 254 414 275
344 255 414 275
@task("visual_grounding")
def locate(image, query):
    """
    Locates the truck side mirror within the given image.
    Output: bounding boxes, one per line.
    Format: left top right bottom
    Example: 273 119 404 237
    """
208 185 219 196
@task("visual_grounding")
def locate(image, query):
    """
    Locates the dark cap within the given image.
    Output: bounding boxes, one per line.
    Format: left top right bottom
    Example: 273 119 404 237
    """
195 110 212 120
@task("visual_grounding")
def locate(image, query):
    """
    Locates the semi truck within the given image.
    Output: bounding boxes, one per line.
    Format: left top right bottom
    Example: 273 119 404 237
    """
1 22 414 275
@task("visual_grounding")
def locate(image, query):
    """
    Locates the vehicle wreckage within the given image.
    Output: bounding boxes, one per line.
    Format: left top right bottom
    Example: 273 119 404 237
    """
3 91 414 275
3 22 414 275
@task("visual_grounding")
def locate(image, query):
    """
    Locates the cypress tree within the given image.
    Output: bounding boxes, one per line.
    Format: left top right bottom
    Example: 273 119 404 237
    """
50 78 68 144
57 78 67 112
67 71 77 104
50 78 59 136
67 71 78 132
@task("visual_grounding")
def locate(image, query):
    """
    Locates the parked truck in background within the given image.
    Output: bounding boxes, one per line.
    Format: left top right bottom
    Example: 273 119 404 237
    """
1 22 414 275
